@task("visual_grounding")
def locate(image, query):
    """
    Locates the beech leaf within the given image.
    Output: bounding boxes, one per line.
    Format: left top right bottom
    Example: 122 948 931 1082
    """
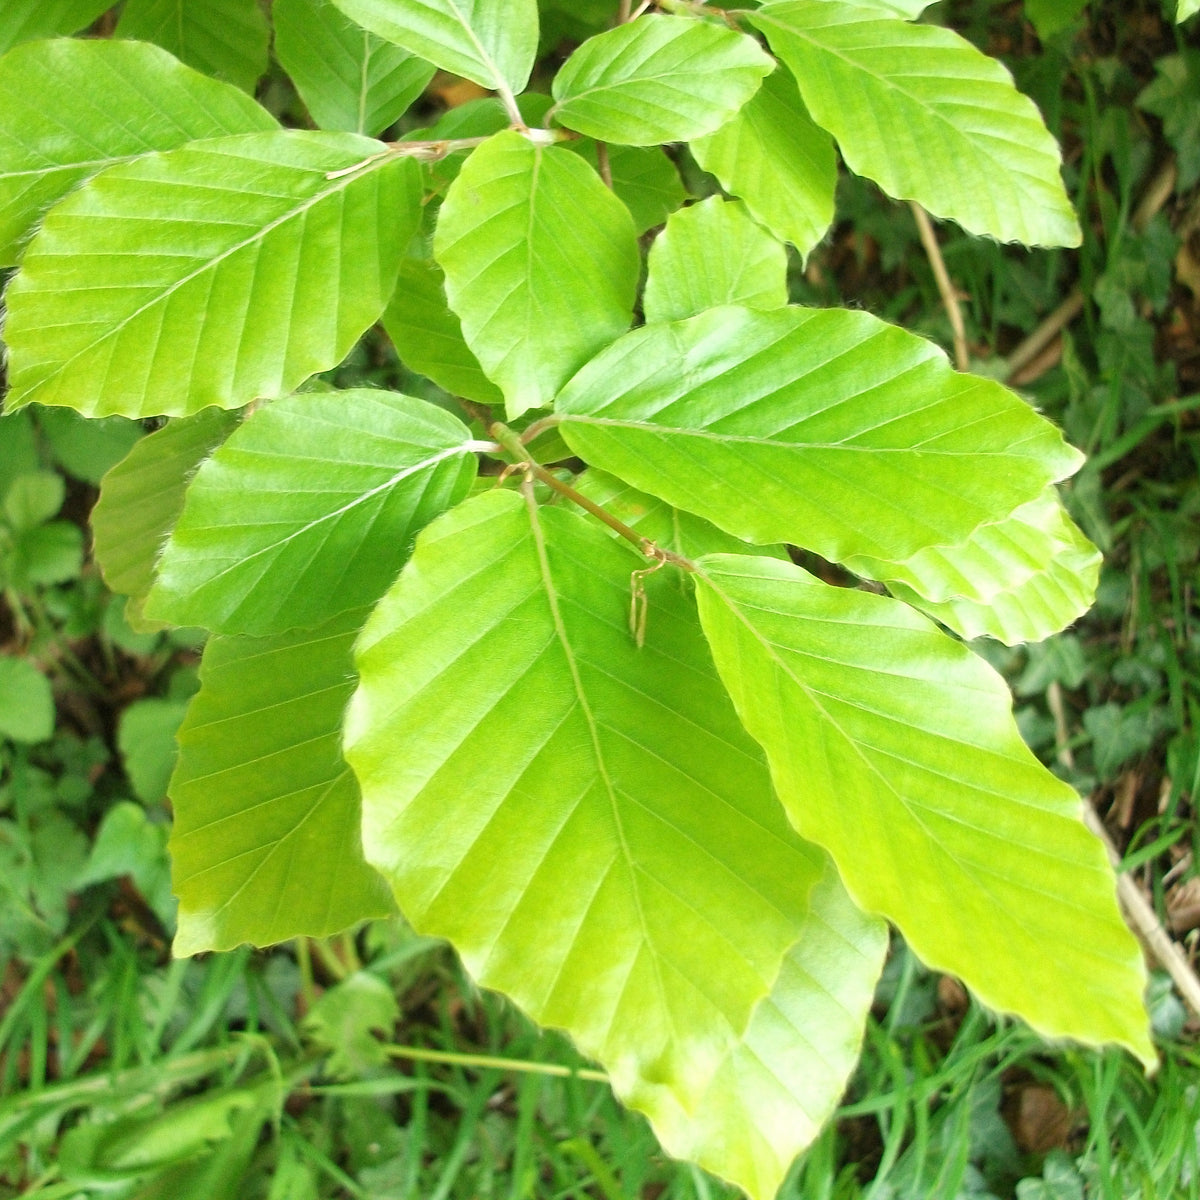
693 553 1154 1067
556 305 1083 565
750 0 1081 247
346 489 826 1164
144 391 479 636
328 0 538 94
171 608 394 955
0 0 111 54
4 131 421 419
434 131 639 417
550 15 772 146
690 67 836 259
0 38 277 267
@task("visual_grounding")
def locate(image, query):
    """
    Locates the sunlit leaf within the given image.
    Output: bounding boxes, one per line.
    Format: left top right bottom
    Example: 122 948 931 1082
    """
274 0 435 135
171 608 393 955
116 0 270 92
693 553 1154 1066
5 131 421 419
556 305 1083 564
346 489 825 1155
145 391 479 636
644 197 787 323
328 0 537 93
434 131 638 417
750 0 1081 246
0 38 276 267
551 15 772 146
691 67 836 259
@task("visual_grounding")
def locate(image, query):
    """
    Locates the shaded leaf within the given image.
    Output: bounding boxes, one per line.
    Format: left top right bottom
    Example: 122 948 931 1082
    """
5 131 421 419
573 142 687 234
145 391 479 636
303 972 399 1076
346 489 824 1154
0 655 54 744
116 0 270 93
750 1 1081 246
38 409 144 486
653 859 887 1200
0 38 276 267
693 553 1153 1065
170 607 393 956
691 67 836 259
92 409 241 632
274 0 435 136
77 801 175 930
118 697 189 804
846 489 1101 644
434 131 638 417
556 305 1082 565
382 258 504 404
328 0 537 93
0 0 111 54
644 197 787 323
551 15 772 146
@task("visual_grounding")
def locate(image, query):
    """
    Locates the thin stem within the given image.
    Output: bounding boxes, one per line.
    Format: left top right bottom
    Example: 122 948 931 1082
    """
596 142 613 189
910 203 969 371
495 82 526 129
489 423 693 570
384 1042 609 1083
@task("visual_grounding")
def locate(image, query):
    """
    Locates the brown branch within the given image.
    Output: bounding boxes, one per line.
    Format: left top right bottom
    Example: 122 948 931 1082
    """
911 203 969 371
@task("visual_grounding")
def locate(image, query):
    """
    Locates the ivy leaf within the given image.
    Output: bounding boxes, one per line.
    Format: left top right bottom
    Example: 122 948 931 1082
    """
574 469 786 561
0 0 111 54
691 67 836 259
556 305 1082 565
170 607 394 956
550 15 772 146
92 409 241 632
116 0 270 93
346 489 825 1154
654 859 887 1200
0 38 277 268
644 197 787 324
145 391 479 637
328 0 538 94
4 131 421 419
693 553 1154 1066
434 131 638 417
382 258 504 405
750 1 1081 247
274 0 435 136
846 488 1102 645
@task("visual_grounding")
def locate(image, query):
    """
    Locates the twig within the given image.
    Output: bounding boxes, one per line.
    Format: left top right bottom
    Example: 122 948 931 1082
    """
911 203 969 371
1082 804 1200 1022
596 142 613 189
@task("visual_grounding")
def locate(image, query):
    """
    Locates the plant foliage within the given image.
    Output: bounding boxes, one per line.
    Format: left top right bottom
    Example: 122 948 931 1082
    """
0 1 1157 1195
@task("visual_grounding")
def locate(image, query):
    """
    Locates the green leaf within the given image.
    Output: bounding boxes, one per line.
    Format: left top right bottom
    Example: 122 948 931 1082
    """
0 38 276 268
572 142 687 235
303 972 399 1077
274 0 435 136
38 409 144 486
0 0 110 54
328 0 538 94
1178 0 1199 20
170 607 394 955
5 131 421 419
0 655 54 744
653 859 887 1200
92 409 241 632
346 489 825 1149
6 522 84 588
118 697 189 804
145 391 478 636
550 15 772 146
434 131 639 417
574 469 787 561
1024 0 1088 39
116 0 270 93
691 67 836 259
644 197 787 324
556 305 1083 565
3 470 63 532
750 1 1081 247
382 258 504 404
846 489 1102 645
0 413 39 502
77 801 175 930
692 553 1153 1066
